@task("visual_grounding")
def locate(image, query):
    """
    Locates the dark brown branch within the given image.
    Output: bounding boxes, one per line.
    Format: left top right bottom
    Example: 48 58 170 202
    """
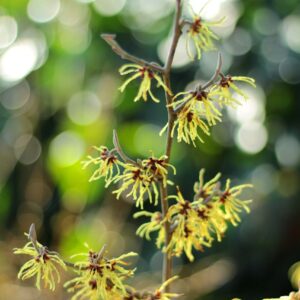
101 34 164 73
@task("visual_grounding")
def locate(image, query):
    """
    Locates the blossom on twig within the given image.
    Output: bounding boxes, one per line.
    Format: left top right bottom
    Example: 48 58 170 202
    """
135 170 252 261
82 146 122 186
65 247 137 300
113 163 159 209
185 7 225 60
119 64 172 103
211 75 256 108
14 225 66 291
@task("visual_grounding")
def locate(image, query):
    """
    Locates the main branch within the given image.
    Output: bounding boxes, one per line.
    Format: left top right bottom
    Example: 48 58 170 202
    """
160 0 183 292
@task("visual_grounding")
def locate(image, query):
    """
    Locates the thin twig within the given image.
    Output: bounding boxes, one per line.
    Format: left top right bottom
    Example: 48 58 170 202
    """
160 0 183 293
63 260 81 270
101 34 164 73
199 52 223 90
28 223 40 253
113 129 139 166
164 2 183 73
97 244 107 261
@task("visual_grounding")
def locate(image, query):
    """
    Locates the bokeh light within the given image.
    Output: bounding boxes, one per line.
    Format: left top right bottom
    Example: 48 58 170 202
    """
235 121 268 154
280 15 300 54
0 30 47 83
27 0 60 23
93 0 126 16
0 16 18 49
0 80 30 110
14 134 42 165
275 134 300 168
67 91 102 125
49 131 85 167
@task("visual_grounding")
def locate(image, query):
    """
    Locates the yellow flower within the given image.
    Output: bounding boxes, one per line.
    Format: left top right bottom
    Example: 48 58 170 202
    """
196 201 228 243
82 146 122 186
211 75 256 108
119 64 171 103
14 234 66 291
135 170 252 261
160 90 221 145
134 211 163 240
151 276 181 300
113 163 159 209
186 8 225 60
160 104 210 146
218 179 252 226
165 190 213 261
142 154 176 187
171 90 222 126
193 168 221 200
65 248 137 300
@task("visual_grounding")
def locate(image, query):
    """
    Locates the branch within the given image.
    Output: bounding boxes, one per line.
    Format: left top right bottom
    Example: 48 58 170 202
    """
200 52 223 90
164 0 183 73
113 130 139 166
28 223 40 253
97 244 107 261
101 34 164 73
160 0 183 293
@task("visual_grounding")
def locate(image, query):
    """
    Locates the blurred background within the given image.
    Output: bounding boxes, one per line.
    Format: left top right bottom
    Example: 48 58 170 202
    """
0 0 300 299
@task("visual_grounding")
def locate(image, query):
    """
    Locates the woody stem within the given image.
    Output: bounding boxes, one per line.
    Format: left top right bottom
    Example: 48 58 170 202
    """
160 0 182 292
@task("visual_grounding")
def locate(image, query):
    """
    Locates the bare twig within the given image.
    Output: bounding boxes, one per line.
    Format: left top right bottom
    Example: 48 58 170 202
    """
101 34 164 73
200 52 223 90
97 244 107 261
113 129 139 166
28 223 40 253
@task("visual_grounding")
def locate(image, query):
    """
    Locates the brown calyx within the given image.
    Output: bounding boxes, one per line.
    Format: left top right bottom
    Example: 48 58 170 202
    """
140 67 154 79
193 90 207 101
191 18 202 33
220 75 233 88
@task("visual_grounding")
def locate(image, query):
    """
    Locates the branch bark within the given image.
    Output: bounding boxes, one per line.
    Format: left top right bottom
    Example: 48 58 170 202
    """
101 34 164 73
160 0 183 292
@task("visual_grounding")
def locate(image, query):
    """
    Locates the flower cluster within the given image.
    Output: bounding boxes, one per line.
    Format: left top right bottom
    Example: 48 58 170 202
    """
211 75 256 108
82 146 122 186
119 64 171 103
160 75 255 146
185 7 225 60
135 169 252 261
14 229 66 291
113 162 160 209
83 148 176 209
65 248 137 300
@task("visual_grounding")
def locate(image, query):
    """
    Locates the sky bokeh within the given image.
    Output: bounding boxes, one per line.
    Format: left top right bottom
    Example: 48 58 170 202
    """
0 0 300 299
